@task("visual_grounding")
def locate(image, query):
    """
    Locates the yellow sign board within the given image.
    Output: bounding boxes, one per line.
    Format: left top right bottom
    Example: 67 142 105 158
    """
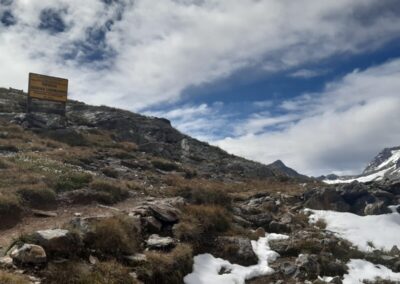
28 73 68 103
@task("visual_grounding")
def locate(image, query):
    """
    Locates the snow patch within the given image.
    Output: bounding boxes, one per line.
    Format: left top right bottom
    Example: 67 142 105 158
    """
342 259 400 284
184 233 288 284
307 208 400 251
323 166 394 184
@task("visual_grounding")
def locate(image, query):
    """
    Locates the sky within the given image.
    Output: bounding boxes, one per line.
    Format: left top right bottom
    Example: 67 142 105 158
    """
1 0 400 176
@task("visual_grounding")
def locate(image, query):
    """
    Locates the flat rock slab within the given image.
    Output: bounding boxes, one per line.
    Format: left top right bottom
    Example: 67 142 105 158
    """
146 234 176 250
32 209 58 218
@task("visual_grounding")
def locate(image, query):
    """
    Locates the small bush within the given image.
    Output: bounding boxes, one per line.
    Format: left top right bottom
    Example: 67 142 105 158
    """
172 185 232 208
151 158 180 172
0 144 19 152
85 216 140 257
138 244 193 284
89 180 129 204
102 167 119 178
0 158 11 169
174 205 232 248
91 260 138 284
0 193 22 229
53 172 93 192
0 271 30 284
315 219 327 230
17 186 56 209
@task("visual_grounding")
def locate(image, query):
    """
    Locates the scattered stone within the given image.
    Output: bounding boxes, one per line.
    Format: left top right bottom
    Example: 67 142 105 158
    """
146 234 176 250
0 256 13 268
124 253 148 266
10 244 47 265
89 255 98 265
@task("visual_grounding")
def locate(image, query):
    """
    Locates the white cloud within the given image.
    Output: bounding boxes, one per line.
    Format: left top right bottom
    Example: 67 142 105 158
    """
215 59 400 176
1 0 400 110
289 69 328 79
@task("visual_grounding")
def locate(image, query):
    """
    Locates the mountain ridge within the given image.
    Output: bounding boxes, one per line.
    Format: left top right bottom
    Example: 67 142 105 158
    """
323 146 400 184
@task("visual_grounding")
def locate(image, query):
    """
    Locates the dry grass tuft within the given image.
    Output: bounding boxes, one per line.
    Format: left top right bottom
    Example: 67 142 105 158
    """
84 216 140 257
0 271 30 284
139 244 193 284
174 205 232 250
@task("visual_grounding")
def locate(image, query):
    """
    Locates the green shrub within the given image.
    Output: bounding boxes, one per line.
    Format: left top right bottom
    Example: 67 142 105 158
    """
85 216 140 257
17 186 56 209
53 172 93 192
89 180 129 204
138 244 193 284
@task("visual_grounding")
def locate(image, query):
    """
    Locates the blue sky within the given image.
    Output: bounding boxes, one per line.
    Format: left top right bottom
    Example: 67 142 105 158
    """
1 0 400 176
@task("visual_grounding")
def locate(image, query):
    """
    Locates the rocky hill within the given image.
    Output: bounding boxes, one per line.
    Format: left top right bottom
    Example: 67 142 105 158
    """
323 146 400 184
0 87 304 182
0 87 399 284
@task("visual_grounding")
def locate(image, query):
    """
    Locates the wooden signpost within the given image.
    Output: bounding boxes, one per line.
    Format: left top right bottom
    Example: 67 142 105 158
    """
27 73 68 115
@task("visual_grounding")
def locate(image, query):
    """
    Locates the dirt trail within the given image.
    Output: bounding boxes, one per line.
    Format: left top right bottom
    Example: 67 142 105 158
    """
0 197 140 252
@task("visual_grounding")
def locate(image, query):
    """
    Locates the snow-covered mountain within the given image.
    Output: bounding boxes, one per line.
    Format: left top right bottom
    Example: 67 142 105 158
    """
324 146 400 184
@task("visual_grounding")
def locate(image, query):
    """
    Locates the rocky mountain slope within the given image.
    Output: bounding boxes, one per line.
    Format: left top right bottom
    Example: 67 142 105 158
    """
323 146 400 184
0 87 304 181
0 86 399 284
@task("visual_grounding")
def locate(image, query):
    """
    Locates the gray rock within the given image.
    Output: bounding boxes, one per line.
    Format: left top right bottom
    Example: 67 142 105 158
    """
280 262 297 276
304 188 350 212
146 234 176 250
244 212 273 227
214 236 258 266
364 201 391 215
295 254 320 281
149 204 180 223
0 256 13 268
33 229 82 257
124 253 148 266
143 216 163 233
269 221 291 233
10 244 47 265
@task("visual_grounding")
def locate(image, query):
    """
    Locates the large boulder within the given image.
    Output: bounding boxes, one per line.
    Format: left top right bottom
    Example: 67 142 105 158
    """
33 229 82 257
213 236 258 266
10 244 46 265
304 188 350 212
